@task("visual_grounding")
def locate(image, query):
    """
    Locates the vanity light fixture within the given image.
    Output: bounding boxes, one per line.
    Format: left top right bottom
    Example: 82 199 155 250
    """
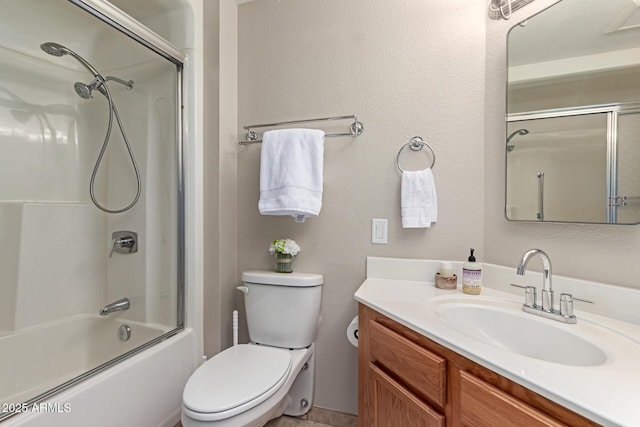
488 0 536 20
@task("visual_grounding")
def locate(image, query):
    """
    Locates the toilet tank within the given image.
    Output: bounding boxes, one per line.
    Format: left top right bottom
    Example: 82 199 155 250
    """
241 270 323 349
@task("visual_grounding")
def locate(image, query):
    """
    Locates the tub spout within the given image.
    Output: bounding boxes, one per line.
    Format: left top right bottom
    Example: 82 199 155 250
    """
99 298 130 316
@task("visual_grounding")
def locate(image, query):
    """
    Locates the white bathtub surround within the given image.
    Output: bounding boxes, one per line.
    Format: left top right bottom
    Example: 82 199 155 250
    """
13 204 105 329
0 0 205 425
0 315 169 406
3 330 198 427
356 257 640 426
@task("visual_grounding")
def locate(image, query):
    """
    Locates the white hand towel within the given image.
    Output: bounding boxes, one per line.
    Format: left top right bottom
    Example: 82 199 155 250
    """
259 128 325 222
401 168 438 228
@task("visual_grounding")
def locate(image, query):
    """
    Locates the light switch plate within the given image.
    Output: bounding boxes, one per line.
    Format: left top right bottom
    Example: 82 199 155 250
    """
371 219 388 244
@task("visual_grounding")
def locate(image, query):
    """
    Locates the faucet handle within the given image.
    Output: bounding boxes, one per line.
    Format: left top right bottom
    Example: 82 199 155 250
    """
109 231 138 258
510 284 536 308
559 293 594 317
109 237 134 258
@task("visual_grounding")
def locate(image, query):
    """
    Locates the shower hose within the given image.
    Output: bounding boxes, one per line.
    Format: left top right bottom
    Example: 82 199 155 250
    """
89 83 141 214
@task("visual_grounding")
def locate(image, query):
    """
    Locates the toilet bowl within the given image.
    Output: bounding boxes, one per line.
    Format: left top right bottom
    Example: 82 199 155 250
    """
182 343 315 427
182 270 323 427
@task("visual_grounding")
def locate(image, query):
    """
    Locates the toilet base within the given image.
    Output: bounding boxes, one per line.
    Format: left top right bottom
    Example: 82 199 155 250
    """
182 344 315 427
284 349 315 416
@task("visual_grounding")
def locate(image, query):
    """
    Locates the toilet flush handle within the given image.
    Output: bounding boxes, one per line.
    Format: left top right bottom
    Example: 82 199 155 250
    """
236 286 249 294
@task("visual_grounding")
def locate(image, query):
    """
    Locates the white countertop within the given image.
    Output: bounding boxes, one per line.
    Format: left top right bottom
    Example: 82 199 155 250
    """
355 257 640 427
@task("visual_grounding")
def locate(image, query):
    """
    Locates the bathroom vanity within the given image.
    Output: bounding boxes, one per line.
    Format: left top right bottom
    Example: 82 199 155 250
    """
355 257 640 427
358 304 596 426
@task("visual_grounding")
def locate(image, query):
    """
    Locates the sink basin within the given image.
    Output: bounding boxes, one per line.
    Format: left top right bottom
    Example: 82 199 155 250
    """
436 301 607 366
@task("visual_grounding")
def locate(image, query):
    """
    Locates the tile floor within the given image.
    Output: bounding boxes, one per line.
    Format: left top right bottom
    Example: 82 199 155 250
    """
175 407 357 427
266 407 357 427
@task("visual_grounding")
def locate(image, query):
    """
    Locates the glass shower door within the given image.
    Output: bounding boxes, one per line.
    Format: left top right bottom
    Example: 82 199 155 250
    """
0 0 184 419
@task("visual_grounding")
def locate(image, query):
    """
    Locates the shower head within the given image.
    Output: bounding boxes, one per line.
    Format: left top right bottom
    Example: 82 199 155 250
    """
506 128 529 153
73 77 107 99
40 42 67 57
40 41 102 77
74 82 94 99
507 128 529 143
41 42 133 101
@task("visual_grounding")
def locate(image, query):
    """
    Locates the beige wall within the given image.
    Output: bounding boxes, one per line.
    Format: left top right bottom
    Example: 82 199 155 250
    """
484 1 640 289
201 0 640 417
203 0 238 357
237 0 486 414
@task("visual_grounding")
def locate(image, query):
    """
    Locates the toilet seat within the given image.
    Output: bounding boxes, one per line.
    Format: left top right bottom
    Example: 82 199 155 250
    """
182 344 292 422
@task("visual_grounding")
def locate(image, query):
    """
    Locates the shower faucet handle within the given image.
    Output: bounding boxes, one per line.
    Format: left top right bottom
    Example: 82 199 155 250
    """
110 231 138 258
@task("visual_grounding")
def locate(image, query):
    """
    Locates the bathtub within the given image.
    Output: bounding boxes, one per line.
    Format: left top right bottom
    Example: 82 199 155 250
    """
0 0 204 424
1 315 170 406
2 319 198 427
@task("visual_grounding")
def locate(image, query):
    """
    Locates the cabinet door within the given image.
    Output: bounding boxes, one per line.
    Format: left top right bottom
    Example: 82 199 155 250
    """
369 320 447 407
368 363 444 427
459 371 566 427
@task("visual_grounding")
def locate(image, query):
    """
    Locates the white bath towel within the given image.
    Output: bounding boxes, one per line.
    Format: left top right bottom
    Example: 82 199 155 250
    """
401 168 438 228
259 128 325 222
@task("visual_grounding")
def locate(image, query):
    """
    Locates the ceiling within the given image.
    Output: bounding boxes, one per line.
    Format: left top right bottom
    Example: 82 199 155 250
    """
509 0 640 66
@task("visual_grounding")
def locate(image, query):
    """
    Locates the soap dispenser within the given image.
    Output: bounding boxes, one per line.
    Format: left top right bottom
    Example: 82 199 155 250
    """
462 248 482 295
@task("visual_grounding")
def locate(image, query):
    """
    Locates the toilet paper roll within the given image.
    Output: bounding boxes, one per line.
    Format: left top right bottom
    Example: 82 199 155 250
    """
347 316 359 347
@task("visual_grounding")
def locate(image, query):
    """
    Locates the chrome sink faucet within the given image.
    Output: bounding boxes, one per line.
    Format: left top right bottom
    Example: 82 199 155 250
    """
517 248 553 311
99 298 130 316
512 249 593 324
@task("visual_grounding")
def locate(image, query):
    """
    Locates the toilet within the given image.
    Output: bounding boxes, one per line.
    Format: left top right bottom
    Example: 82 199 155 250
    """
181 270 323 427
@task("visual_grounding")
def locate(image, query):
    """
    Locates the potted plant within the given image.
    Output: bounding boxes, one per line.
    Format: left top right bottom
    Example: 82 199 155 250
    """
269 239 300 273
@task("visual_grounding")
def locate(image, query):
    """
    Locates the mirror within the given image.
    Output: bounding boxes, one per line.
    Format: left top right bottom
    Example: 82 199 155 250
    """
506 0 640 224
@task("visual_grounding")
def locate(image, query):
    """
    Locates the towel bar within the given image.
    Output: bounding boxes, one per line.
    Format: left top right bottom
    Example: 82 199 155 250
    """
397 136 435 172
240 114 364 145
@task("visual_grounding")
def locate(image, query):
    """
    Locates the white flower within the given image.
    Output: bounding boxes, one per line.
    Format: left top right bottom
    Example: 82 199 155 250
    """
269 239 300 256
283 239 300 256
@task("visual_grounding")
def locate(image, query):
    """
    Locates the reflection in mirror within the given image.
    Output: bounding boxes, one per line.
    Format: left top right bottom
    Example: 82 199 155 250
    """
506 0 640 224
507 111 608 222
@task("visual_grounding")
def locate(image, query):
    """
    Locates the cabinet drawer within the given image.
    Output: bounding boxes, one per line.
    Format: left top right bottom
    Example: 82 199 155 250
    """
459 371 566 427
369 320 447 407
369 363 444 427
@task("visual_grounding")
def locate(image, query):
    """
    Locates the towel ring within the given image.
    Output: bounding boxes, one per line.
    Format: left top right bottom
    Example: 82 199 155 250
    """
396 136 435 173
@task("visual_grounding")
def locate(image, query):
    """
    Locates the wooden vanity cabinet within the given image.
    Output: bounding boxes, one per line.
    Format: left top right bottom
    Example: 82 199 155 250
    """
358 304 600 427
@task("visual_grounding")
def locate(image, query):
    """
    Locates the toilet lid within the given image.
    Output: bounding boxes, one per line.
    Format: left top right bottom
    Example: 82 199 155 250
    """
183 344 292 418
